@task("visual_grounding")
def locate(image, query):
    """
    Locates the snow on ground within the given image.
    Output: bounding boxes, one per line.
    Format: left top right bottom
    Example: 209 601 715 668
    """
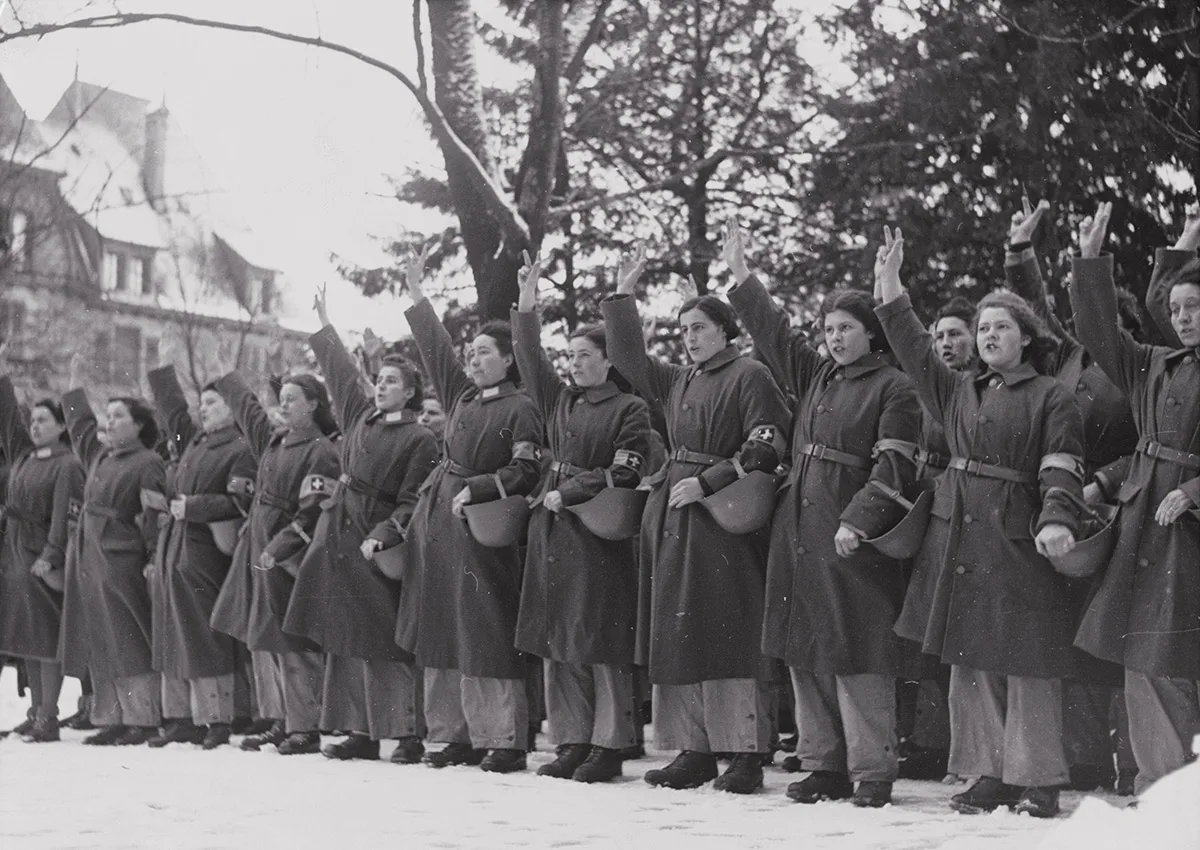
0 668 1188 850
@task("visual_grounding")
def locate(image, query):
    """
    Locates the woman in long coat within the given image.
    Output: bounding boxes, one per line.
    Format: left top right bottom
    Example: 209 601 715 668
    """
396 251 543 775
723 224 921 808
60 356 167 745
283 288 437 764
141 366 255 749
0 380 85 741
511 254 652 784
1069 203 1200 794
602 267 789 794
874 228 1085 818
211 371 340 755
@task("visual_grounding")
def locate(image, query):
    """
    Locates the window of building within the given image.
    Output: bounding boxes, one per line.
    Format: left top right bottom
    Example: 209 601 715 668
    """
259 277 275 315
133 257 154 295
144 337 160 370
113 326 141 384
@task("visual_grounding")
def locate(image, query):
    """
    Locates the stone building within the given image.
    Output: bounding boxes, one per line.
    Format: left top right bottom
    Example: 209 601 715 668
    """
0 73 310 407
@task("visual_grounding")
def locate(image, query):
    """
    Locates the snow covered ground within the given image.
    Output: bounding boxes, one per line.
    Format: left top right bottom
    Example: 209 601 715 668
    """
0 668 1193 850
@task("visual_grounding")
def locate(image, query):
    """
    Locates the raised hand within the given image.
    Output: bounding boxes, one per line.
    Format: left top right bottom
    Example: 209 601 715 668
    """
721 220 751 283
313 283 331 327
873 226 905 303
68 351 86 389
516 250 544 313
1172 208 1200 253
616 246 647 296
1009 198 1049 246
681 274 699 302
405 242 435 304
1078 201 1113 259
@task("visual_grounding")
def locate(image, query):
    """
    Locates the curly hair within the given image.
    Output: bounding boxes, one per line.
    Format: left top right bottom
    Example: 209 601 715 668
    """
820 289 888 353
109 396 160 449
974 290 1061 375
283 373 340 436
378 354 426 411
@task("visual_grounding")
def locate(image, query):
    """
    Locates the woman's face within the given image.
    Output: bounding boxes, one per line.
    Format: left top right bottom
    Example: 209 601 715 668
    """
418 398 446 438
679 308 728 365
29 405 65 449
976 307 1029 372
823 309 873 366
105 401 142 449
198 390 234 432
466 334 513 388
934 316 975 370
568 336 611 388
278 382 318 431
1169 282 1200 348
374 365 415 413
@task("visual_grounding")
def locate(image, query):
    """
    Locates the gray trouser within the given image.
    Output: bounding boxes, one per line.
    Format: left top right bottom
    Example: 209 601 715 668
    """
1124 671 1200 794
252 650 324 733
792 670 898 782
161 673 235 725
1062 680 1136 771
424 667 529 750
652 678 770 754
90 669 162 727
948 665 1068 787
320 655 424 740
544 660 637 750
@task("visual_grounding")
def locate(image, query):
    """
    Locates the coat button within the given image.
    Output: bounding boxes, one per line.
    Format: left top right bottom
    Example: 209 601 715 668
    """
978 416 988 424
1166 398 1177 406
816 405 825 413
955 565 966 575
1076 381 1087 392
797 546 807 555
682 403 691 411
801 498 810 507
547 556 556 563
963 514 973 524
1138 558 1149 567
834 374 843 381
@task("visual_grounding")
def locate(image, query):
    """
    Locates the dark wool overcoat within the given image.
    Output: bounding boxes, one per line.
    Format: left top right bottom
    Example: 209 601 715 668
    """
59 389 166 679
878 293 1085 679
602 294 790 686
395 299 542 679
283 326 438 663
0 378 85 661
510 308 652 667
1070 254 1200 679
209 371 340 654
729 276 921 675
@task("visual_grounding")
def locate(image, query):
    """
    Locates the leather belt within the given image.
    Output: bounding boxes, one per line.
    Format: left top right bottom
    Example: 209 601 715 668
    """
254 490 296 513
797 442 871 470
0 505 48 531
550 460 588 478
82 502 123 520
916 448 948 470
669 448 725 467
1137 437 1200 472
337 473 395 506
946 456 1035 483
438 457 481 478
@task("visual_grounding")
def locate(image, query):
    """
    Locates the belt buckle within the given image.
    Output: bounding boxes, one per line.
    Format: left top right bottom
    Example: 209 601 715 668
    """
965 459 983 475
1145 442 1163 459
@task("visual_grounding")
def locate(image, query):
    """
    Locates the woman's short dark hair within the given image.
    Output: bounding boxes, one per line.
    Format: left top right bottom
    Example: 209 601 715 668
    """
569 322 633 392
109 396 160 449
1114 287 1146 341
283 373 340 436
34 398 71 444
820 289 888 353
475 320 521 386
975 290 1061 375
935 296 976 327
679 295 740 343
379 354 426 411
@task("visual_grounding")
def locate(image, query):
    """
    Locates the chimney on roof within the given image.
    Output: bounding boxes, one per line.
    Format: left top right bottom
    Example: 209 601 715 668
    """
144 104 168 210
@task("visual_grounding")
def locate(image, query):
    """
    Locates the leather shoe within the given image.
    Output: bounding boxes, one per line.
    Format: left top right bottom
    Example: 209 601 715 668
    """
572 746 622 783
786 771 854 803
538 743 592 778
389 736 425 764
644 751 719 790
21 715 60 743
277 731 321 755
481 748 527 773
1014 786 1061 818
240 720 286 751
712 753 763 794
949 776 1021 814
423 742 486 768
322 733 379 761
202 724 231 750
83 725 128 746
851 781 893 808
148 720 205 748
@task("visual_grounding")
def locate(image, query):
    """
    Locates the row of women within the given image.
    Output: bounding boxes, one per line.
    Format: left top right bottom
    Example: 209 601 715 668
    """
0 197 1196 820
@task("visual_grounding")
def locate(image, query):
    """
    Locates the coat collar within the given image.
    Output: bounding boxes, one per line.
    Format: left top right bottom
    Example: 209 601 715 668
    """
1164 346 1199 365
474 381 521 404
366 408 418 425
974 361 1039 388
280 421 323 447
690 344 740 378
569 380 621 404
195 423 240 448
33 443 69 460
834 351 890 379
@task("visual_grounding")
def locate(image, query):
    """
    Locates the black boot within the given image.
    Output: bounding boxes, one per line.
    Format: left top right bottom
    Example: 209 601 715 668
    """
240 720 286 751
481 748 527 773
618 744 645 761
322 733 379 761
112 725 156 746
230 716 267 735
712 753 764 794
1 708 36 739
1116 768 1138 797
537 743 592 779
423 742 486 768
644 751 719 789
62 696 96 731
277 731 321 755
851 781 893 808
147 719 205 748
21 714 60 743
780 754 804 773
572 746 623 783
1014 786 1061 818
389 735 426 764
202 723 232 750
949 776 1022 814
83 725 128 746
786 771 854 803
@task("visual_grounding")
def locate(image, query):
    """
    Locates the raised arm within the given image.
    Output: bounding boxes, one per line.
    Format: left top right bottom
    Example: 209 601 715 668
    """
401 245 472 408
0 376 35 463
872 229 962 420
1005 198 1074 345
147 364 197 452
512 253 566 420
214 370 275 458
309 325 372 432
61 355 104 471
